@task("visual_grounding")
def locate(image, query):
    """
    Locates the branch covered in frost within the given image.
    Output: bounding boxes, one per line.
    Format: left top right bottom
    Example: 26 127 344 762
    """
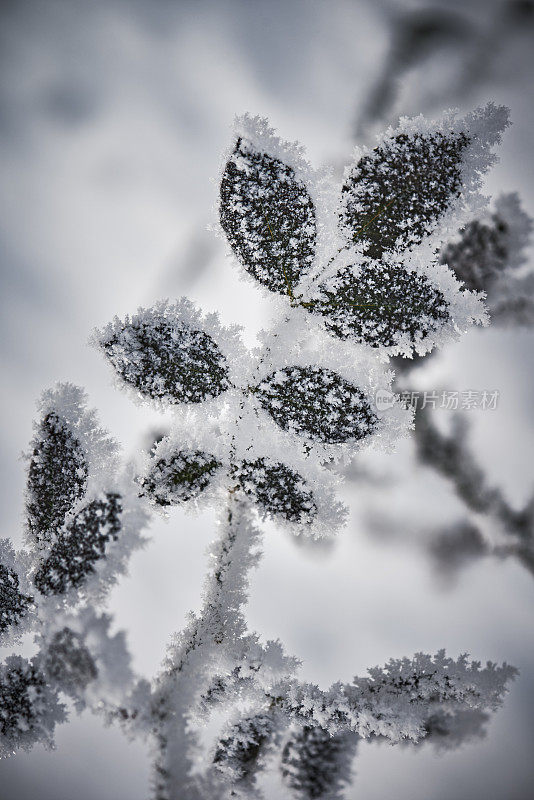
270 651 516 743
219 109 508 358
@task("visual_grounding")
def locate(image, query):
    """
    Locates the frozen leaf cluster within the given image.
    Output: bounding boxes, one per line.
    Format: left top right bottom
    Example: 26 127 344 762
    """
218 109 506 357
1 385 147 757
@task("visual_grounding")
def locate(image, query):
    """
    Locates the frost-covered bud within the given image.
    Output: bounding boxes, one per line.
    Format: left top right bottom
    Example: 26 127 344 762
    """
0 561 33 637
213 712 275 783
341 130 470 259
26 411 88 545
0 655 66 758
34 493 122 596
220 135 316 295
43 627 98 696
254 366 377 445
281 726 357 800
140 450 222 506
232 458 317 525
306 258 449 349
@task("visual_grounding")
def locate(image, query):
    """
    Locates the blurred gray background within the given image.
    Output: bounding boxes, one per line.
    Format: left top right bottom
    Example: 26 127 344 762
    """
1 1 533 798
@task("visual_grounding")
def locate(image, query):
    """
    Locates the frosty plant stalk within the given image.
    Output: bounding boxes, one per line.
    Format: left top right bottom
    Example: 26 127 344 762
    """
0 105 519 799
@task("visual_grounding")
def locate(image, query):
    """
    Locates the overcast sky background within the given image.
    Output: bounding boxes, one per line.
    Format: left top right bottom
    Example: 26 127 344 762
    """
1 1 533 798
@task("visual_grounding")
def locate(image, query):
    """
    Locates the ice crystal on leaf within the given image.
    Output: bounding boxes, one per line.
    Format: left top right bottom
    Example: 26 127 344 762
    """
340 130 470 259
305 259 449 349
213 712 276 783
231 458 317 525
0 655 66 758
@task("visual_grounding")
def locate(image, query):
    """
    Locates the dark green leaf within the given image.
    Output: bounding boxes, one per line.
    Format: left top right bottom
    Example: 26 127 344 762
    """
0 564 33 635
307 259 449 348
341 130 470 258
140 450 221 505
34 493 122 596
220 138 316 294
101 319 230 404
254 366 378 444
232 458 317 524
26 413 88 544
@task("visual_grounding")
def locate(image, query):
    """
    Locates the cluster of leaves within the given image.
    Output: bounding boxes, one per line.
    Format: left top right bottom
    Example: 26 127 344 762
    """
0 386 147 757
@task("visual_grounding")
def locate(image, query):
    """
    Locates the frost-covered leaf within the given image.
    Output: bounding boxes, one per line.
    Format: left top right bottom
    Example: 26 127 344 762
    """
213 712 275 783
306 259 449 348
281 726 357 800
220 136 316 294
39 609 135 713
43 627 98 695
341 129 470 259
34 493 122 596
254 366 378 445
97 304 231 404
26 411 88 545
0 655 66 758
0 561 33 637
341 104 510 260
140 449 222 506
232 458 317 524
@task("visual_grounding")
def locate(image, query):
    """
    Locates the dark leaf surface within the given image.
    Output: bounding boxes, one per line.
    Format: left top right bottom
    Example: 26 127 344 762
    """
102 319 230 404
34 493 122 596
0 564 33 635
307 259 449 348
26 413 88 544
232 458 317 524
213 713 274 782
341 131 470 258
220 138 316 294
254 366 378 444
0 655 63 750
140 450 221 505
